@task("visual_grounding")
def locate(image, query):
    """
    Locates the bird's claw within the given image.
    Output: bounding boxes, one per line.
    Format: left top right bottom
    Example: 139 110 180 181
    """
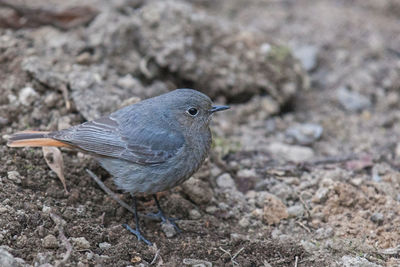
122 224 152 246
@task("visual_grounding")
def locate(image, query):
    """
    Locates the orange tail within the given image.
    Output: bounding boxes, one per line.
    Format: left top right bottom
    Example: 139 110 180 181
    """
7 131 72 148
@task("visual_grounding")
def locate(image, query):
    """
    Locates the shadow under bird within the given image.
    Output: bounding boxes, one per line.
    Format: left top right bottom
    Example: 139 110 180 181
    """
7 88 229 245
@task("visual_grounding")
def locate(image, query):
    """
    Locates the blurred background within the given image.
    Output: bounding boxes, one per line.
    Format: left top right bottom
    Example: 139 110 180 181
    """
1 0 400 266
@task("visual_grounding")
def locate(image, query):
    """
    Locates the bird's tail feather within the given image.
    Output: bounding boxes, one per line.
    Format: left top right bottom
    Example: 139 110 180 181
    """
7 131 71 148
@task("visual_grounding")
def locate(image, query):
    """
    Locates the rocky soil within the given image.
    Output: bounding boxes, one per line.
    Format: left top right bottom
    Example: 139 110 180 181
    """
1 0 400 266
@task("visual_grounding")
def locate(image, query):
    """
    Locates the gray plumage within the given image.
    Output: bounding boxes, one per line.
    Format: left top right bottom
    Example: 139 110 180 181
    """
48 89 227 194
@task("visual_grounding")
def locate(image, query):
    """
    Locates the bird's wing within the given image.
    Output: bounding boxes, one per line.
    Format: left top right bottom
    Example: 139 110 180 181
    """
50 116 185 164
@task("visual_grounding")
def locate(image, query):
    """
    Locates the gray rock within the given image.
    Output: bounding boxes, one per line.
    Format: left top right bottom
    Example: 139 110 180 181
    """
19 86 39 106
339 255 381 267
7 171 21 184
189 209 202 220
0 248 19 267
287 204 304 218
312 187 330 203
42 234 59 249
161 222 178 238
285 123 323 145
183 258 212 267
99 242 111 250
71 237 90 250
315 227 334 240
238 217 250 228
216 173 236 189
337 87 372 112
292 45 319 72
370 213 384 225
268 142 314 162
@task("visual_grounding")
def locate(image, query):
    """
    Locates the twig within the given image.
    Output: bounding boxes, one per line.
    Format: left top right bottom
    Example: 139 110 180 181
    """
219 247 244 266
50 212 72 267
296 191 311 219
60 84 71 110
296 221 311 233
294 256 298 267
150 248 160 265
86 169 136 214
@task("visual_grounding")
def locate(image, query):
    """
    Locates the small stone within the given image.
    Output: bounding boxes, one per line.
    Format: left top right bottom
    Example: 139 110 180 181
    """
42 205 52 214
189 209 201 220
44 92 59 108
119 96 141 108
268 143 314 162
238 217 250 228
263 193 288 225
237 169 256 178
292 45 319 72
350 178 363 187
19 86 39 106
42 234 59 248
71 237 90 249
57 116 72 131
312 187 330 203
285 123 323 145
99 242 111 250
205 206 217 214
370 213 384 225
181 178 213 205
287 204 304 218
161 222 177 238
183 258 212 267
7 171 21 184
0 248 19 267
216 173 236 189
76 52 92 65
337 87 371 112
315 227 334 240
339 255 380 267
117 74 139 89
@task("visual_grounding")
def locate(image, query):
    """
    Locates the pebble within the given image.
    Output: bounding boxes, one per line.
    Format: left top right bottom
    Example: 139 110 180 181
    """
42 234 59 249
216 173 236 189
189 209 201 220
183 258 212 267
161 222 177 238
263 193 288 225
44 92 59 108
7 171 21 184
19 86 39 106
287 204 304 218
0 248 19 267
315 227 334 240
71 237 90 249
292 45 319 72
285 123 323 145
312 187 330 203
117 74 140 89
339 255 380 267
370 212 384 225
238 217 250 228
337 87 371 112
181 178 213 205
99 242 111 250
268 142 314 162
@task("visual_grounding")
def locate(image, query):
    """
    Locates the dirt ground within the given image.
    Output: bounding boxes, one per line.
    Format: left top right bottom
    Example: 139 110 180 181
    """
1 0 400 266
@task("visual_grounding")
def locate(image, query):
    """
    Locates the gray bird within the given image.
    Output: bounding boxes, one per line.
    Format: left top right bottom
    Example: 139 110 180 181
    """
7 89 229 245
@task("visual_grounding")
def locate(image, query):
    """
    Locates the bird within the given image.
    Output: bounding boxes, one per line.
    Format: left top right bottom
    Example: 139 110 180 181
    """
7 88 229 245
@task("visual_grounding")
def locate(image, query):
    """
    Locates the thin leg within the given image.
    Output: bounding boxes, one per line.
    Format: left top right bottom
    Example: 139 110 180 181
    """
146 194 181 233
122 195 152 246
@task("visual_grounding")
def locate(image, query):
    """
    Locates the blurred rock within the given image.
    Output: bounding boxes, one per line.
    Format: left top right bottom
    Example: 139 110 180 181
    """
312 187 330 203
337 87 371 112
287 204 304 218
71 237 90 250
42 234 59 249
181 178 213 205
0 248 19 267
268 142 314 162
339 255 380 267
370 213 384 225
263 193 288 225
292 45 319 72
161 222 178 238
285 123 323 145
216 173 236 189
19 87 39 106
99 242 111 250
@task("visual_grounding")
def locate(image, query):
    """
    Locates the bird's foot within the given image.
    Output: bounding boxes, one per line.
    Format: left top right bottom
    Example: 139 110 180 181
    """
122 224 152 246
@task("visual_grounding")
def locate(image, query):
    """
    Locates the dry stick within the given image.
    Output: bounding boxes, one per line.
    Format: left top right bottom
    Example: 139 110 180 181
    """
86 169 136 214
294 256 299 267
50 212 72 267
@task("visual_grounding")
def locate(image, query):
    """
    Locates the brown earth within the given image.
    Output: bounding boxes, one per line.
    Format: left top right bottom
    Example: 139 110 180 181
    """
1 0 400 266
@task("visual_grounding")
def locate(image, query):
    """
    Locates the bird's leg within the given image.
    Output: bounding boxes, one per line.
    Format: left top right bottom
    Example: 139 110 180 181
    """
146 194 181 233
122 195 153 246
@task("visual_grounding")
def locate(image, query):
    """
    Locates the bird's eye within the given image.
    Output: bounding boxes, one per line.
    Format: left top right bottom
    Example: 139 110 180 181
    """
187 107 198 116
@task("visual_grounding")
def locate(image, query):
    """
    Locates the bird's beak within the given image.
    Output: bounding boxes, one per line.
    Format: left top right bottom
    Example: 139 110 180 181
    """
210 105 230 113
